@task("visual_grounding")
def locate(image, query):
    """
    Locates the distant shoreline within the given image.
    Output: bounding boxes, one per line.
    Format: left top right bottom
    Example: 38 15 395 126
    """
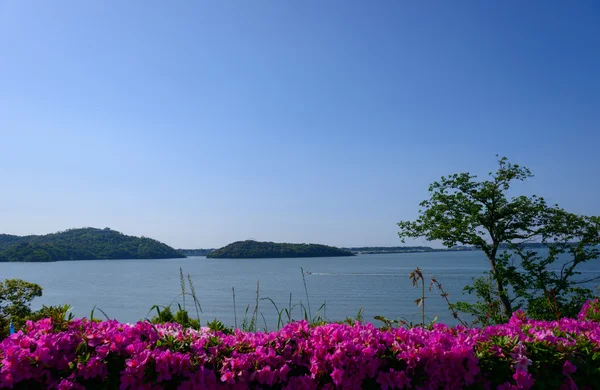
351 248 478 255
180 243 583 257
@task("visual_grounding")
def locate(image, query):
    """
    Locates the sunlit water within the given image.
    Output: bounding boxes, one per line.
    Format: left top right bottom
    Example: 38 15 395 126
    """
1 251 598 328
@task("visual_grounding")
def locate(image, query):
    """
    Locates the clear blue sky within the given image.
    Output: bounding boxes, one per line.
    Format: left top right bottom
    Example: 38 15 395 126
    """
1 1 598 248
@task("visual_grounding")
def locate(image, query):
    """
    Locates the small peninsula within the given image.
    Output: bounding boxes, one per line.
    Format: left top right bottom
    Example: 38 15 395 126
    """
206 240 355 258
0 228 185 262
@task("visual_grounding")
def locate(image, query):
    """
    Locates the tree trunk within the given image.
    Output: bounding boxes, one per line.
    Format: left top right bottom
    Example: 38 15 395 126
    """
488 247 512 318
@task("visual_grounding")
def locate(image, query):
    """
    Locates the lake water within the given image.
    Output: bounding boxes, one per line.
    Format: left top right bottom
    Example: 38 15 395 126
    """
1 251 599 328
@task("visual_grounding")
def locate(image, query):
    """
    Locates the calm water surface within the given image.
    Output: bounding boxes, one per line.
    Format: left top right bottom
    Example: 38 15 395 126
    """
1 251 598 327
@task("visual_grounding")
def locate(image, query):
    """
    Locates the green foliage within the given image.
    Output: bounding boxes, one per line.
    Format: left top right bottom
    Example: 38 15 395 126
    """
0 280 76 338
149 305 200 330
148 268 203 330
454 275 507 326
27 304 74 332
580 299 600 322
240 304 253 332
207 240 354 258
0 227 185 262
373 314 437 330
173 306 199 329
0 279 43 336
150 305 175 323
398 156 600 324
474 335 600 389
505 215 600 320
206 318 234 334
338 308 364 326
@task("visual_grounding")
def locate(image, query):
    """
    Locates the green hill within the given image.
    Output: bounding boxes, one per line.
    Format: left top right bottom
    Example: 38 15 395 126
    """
0 228 185 262
206 240 355 259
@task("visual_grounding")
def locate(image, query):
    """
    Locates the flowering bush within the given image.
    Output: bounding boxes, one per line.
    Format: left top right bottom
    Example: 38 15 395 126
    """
1 302 600 389
578 299 600 323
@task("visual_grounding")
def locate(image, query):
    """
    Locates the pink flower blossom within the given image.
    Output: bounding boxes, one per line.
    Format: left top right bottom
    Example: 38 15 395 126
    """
1 303 599 389
563 360 577 376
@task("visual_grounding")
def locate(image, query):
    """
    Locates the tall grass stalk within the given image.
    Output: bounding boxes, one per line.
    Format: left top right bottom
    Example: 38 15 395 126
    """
261 313 268 332
430 277 468 327
261 297 284 330
410 268 425 326
179 267 186 310
187 273 201 324
89 305 110 322
301 267 312 320
241 304 250 331
251 281 260 331
232 287 238 329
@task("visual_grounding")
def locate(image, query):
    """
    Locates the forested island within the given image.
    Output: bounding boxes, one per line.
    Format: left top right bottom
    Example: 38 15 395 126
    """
0 228 185 262
206 240 355 258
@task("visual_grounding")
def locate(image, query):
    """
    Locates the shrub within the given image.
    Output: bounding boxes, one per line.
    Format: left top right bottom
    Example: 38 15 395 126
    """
578 298 600 322
2 302 600 389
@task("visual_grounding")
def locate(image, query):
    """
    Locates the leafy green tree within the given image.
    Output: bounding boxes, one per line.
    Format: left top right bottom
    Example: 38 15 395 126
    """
0 279 43 337
0 279 43 318
508 209 600 320
398 157 600 323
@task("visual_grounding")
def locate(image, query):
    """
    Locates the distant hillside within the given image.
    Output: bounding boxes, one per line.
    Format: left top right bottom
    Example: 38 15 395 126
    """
344 246 477 254
207 240 355 259
0 228 185 262
178 248 215 256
